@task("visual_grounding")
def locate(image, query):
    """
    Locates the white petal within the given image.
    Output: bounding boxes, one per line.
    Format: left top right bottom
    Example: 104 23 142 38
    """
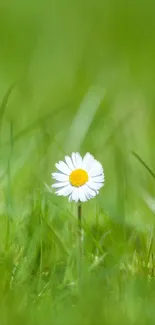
65 156 74 171
84 185 97 199
56 184 73 196
55 161 71 175
91 175 104 183
52 173 69 182
78 187 87 202
75 152 82 168
80 185 90 200
70 188 79 202
87 180 103 191
71 152 77 168
89 160 103 177
52 181 69 188
82 153 95 172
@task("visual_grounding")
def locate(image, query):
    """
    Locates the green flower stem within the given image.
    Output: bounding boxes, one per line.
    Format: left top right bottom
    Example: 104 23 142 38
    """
78 202 82 279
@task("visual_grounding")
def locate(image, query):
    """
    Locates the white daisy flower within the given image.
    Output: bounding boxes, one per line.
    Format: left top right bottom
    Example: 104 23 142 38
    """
52 152 104 202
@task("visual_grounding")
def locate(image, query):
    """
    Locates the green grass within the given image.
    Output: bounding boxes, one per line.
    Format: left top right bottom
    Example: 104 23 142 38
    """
1 0 155 324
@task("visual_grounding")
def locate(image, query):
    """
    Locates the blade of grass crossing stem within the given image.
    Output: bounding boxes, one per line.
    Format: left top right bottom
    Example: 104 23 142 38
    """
132 151 155 179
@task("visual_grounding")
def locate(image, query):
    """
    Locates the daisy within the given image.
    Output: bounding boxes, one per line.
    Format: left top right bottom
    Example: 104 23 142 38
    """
52 152 104 202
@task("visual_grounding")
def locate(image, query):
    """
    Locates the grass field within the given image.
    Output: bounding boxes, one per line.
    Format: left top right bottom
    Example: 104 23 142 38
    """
1 1 155 324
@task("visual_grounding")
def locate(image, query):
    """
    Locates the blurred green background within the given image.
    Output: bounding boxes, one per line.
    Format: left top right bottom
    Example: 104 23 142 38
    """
1 0 155 324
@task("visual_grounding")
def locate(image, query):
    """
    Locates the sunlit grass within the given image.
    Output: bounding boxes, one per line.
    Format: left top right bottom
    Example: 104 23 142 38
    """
0 1 155 324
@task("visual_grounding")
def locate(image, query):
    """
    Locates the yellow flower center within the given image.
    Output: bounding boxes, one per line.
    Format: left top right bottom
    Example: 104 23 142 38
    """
69 169 88 187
